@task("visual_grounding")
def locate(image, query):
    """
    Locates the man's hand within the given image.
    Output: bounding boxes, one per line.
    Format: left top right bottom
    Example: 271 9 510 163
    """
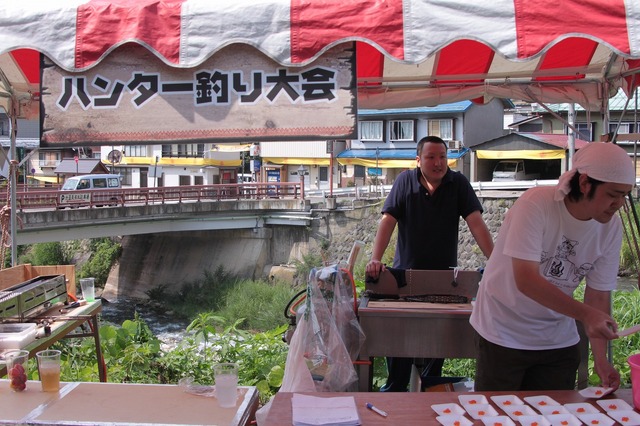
581 308 618 341
594 358 621 391
366 259 386 281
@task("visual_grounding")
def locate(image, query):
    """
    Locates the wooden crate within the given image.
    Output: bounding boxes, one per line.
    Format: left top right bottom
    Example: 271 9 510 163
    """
0 263 76 297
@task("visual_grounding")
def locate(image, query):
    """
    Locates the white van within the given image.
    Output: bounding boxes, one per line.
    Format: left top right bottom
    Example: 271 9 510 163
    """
59 174 122 207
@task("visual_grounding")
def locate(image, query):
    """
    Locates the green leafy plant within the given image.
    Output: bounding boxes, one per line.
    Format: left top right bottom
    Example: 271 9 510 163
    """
78 238 122 285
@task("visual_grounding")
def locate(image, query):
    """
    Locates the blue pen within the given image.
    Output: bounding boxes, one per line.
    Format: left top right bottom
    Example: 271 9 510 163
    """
366 402 388 417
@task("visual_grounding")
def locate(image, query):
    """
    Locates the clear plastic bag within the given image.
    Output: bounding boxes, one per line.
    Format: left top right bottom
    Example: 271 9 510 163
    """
256 263 365 424
287 263 365 392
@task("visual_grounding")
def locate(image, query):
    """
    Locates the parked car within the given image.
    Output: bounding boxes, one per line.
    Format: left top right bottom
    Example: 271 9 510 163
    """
492 160 540 181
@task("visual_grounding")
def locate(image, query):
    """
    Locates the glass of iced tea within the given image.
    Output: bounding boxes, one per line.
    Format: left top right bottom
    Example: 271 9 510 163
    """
36 350 61 392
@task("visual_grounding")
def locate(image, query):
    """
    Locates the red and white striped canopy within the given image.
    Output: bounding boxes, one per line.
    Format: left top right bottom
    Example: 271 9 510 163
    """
2 0 640 118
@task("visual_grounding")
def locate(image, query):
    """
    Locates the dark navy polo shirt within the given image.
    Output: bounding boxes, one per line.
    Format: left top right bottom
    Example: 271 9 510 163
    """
382 167 482 270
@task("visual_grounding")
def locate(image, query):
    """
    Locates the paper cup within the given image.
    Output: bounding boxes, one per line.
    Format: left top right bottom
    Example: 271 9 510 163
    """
628 353 640 410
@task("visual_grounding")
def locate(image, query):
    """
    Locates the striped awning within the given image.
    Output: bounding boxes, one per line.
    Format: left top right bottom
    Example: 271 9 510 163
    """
337 148 464 168
1 0 640 119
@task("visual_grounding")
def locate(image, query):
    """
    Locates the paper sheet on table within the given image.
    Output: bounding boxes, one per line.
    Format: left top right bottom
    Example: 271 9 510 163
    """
292 394 361 426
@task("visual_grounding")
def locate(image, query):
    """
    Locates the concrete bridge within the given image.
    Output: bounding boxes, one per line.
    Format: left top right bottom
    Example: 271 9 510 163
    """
12 182 311 245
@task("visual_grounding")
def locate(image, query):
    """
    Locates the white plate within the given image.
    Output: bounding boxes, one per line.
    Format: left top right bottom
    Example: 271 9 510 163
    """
545 413 582 426
465 403 499 420
578 387 614 399
537 405 570 416
576 413 615 426
480 415 515 426
595 398 633 412
432 403 466 416
607 410 640 426
436 414 473 426
458 394 489 407
564 402 600 415
490 395 525 408
518 414 552 426
501 404 537 421
524 395 562 410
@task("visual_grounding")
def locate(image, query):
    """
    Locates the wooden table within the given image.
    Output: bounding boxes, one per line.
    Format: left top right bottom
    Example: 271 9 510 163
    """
0 380 259 425
1 301 106 382
262 389 635 425
357 296 590 391
357 297 477 391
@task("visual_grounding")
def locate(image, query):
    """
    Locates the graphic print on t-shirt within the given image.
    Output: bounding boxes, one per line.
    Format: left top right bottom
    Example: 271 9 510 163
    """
542 236 593 284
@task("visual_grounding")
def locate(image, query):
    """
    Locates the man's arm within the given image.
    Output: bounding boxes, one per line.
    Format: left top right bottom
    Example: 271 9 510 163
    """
465 210 494 259
365 213 397 280
584 286 621 390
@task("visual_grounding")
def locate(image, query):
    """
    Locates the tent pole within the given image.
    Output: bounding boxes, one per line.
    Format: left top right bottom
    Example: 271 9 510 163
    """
568 104 575 169
9 95 17 266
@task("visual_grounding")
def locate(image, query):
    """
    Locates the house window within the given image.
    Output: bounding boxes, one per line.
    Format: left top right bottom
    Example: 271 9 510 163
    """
319 166 328 181
389 120 414 142
359 121 383 141
162 144 205 158
124 145 147 157
354 165 366 178
39 151 61 168
428 119 453 140
112 167 132 185
572 122 593 141
609 122 635 134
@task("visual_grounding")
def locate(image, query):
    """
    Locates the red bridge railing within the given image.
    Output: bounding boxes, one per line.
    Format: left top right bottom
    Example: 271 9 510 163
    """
0 182 302 211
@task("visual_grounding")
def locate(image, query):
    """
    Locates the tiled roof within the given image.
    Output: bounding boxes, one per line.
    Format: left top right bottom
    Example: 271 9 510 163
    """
359 101 473 116
516 132 590 149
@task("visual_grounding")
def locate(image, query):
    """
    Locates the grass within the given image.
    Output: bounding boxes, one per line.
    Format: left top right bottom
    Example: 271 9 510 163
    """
146 266 300 332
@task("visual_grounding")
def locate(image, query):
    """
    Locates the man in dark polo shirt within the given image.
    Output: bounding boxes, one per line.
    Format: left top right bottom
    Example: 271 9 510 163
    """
366 135 493 392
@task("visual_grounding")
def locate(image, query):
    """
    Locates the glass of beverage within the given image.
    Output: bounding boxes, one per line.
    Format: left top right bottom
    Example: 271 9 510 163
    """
36 349 61 392
6 350 29 392
214 362 239 408
80 278 95 302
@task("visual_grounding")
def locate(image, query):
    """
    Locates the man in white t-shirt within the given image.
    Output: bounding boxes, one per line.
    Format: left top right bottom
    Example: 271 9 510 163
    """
470 142 636 391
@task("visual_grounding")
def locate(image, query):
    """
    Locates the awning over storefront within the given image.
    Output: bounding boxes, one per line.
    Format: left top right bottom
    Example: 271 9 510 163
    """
336 149 463 168
32 175 60 183
476 149 566 160
262 157 331 166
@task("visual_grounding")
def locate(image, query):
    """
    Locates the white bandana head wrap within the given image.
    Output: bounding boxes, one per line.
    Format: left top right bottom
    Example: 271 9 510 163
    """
555 142 636 201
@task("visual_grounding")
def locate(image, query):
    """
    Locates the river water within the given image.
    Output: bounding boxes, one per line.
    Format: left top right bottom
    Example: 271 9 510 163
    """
99 297 192 350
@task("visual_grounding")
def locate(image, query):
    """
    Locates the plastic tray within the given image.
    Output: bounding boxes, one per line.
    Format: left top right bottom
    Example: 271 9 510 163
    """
0 323 37 349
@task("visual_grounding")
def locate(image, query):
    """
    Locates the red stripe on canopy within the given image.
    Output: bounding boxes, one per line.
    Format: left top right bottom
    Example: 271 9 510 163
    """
534 38 598 81
514 0 630 58
75 0 185 69
9 49 40 84
356 42 384 86
625 59 640 89
434 40 494 84
291 0 405 63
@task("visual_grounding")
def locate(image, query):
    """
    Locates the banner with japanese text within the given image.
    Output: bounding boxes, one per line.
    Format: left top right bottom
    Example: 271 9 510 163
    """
41 43 357 147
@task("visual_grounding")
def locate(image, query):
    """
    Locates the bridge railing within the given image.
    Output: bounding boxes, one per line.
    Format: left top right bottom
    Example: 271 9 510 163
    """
0 182 301 211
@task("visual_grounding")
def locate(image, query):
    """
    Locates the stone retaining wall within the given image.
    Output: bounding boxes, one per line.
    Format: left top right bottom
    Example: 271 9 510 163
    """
319 196 517 271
